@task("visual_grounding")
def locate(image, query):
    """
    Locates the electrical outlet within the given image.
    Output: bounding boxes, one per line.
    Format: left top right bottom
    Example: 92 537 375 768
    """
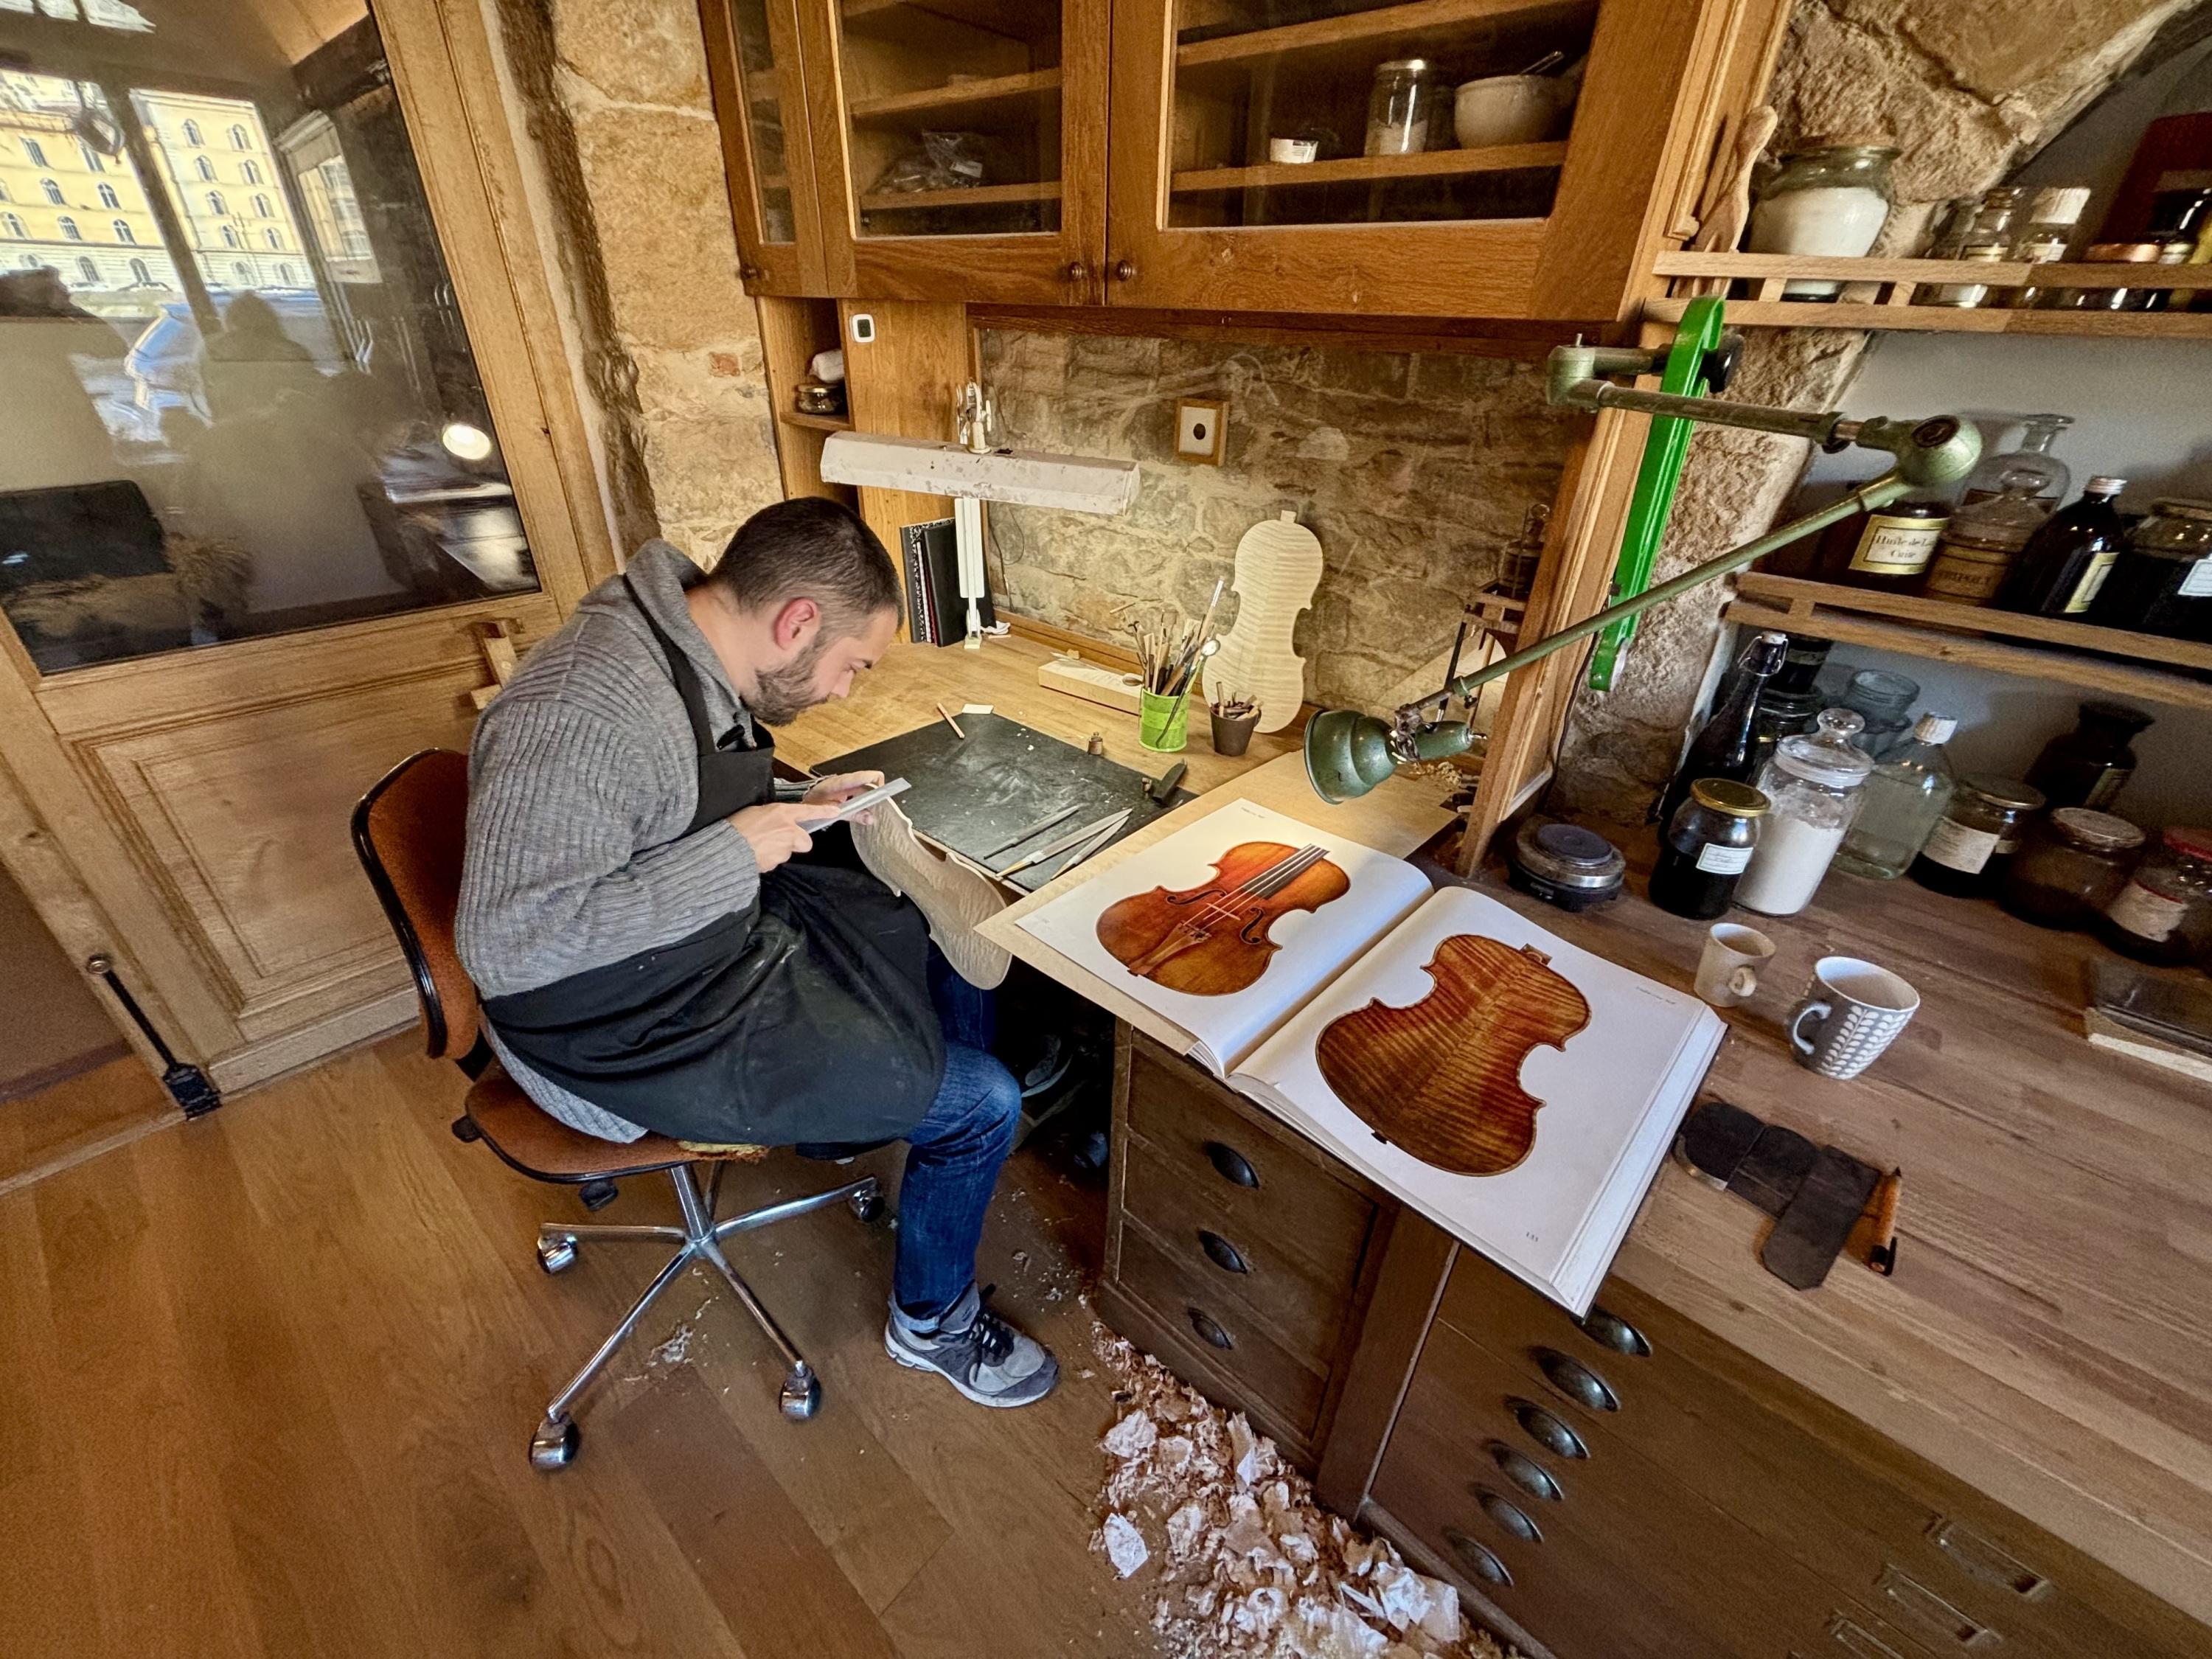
1175 397 1227 465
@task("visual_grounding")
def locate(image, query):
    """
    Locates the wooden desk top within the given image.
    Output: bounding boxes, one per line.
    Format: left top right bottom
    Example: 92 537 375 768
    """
1468 856 2212 1627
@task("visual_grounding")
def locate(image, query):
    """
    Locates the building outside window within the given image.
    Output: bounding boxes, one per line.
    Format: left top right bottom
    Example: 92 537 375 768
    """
182 118 201 145
41 177 62 204
251 192 270 217
195 155 214 180
277 261 294 282
21 138 46 167
80 143 103 172
1 212 24 237
219 223 237 247
228 124 248 149
241 160 260 184
58 215 79 240
206 189 223 214
98 183 119 208
75 255 96 284
114 219 134 242
129 256 152 283
263 227 279 248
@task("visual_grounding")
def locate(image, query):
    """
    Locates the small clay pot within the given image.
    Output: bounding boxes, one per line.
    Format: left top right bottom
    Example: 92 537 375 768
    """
1210 708 1259 757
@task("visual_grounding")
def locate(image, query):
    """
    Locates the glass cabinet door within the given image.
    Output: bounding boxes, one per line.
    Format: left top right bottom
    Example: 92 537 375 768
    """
702 0 821 292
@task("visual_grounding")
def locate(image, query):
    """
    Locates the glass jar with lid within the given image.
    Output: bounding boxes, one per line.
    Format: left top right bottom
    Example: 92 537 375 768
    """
2087 499 2212 641
1834 666 1920 754
1918 187 2024 307
1910 776 2045 897
2065 243 2169 311
1649 780 1770 920
1364 59 1436 157
1736 709 1874 917
2000 808 2146 930
1745 137 1898 298
2098 827 2212 965
1961 413 2072 510
1921 479 2048 605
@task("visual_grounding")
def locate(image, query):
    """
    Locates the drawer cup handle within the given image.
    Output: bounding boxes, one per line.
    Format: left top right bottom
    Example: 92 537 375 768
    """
1489 1443 1562 1503
1197 1229 1250 1274
1578 1307 1652 1357
1442 1527 1512 1587
1536 1348 1619 1413
1826 1615 1907 1659
1204 1141 1260 1188
1877 1565 2000 1649
1188 1307 1236 1351
1928 1518 2051 1599
1510 1399 1588 1461
1476 1488 1543 1544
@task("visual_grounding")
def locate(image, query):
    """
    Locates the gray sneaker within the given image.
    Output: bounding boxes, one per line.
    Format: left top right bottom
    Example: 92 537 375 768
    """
884 1284 1060 1408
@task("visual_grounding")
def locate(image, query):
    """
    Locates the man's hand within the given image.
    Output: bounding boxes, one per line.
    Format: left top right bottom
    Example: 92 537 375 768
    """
801 769 886 826
728 802 817 873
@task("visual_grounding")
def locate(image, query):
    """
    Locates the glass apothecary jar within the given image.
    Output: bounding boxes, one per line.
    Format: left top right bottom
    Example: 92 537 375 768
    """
1746 137 1898 298
1365 59 1437 157
1910 776 2045 897
2098 827 2212 965
1736 709 1874 917
2087 499 2212 641
1649 780 1770 921
2000 807 2146 930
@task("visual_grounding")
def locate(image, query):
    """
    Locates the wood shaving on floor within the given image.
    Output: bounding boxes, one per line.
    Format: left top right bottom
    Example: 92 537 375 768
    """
1088 1325 1523 1659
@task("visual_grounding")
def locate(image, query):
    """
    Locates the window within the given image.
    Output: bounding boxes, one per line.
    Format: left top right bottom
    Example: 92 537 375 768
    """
58 216 80 240
220 224 238 248
182 119 201 146
22 138 47 167
97 183 119 209
80 143 104 173
264 227 281 248
251 193 271 218
129 257 152 284
113 219 134 243
241 160 261 184
206 190 226 215
77 256 98 285
228 125 249 150
195 156 215 181
41 178 63 205
1 213 24 237
230 260 250 282
15 253 37 268
0 181 7 202
276 262 294 283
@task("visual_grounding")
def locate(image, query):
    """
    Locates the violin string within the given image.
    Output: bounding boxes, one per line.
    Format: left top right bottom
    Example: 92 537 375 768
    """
1178 845 1330 931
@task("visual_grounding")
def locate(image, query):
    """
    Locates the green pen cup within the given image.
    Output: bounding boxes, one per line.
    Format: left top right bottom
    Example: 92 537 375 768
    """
1138 689 1190 753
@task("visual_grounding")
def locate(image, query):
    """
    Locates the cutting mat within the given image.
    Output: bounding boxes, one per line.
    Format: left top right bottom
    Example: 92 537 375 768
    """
818 713 1192 891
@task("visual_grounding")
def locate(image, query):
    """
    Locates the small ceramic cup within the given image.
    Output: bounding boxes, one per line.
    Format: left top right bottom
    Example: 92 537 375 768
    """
1694 922 1775 1008
1788 956 1920 1079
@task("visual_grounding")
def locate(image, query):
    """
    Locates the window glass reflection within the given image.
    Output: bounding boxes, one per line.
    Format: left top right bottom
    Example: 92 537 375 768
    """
0 8 537 673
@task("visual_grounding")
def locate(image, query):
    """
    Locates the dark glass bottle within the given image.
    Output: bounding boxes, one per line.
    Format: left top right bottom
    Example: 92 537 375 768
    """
1649 780 1770 920
2024 700 2152 812
2000 477 2128 617
1652 631 1788 829
1815 496 1950 590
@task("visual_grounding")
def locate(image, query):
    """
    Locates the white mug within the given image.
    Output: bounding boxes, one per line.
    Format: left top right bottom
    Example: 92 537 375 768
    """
1695 922 1775 1008
1789 956 1920 1079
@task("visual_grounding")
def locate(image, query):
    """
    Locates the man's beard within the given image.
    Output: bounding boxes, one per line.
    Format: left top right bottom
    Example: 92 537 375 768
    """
747 634 831 727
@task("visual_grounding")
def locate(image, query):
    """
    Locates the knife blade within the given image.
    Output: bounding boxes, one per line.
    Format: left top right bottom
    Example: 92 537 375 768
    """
1035 813 1130 883
995 809 1130 879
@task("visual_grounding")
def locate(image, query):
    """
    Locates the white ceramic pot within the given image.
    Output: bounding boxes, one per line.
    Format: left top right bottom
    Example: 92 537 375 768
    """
1453 75 1562 150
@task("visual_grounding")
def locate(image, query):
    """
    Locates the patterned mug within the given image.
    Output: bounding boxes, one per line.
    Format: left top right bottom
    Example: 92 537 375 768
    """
1788 956 1920 1079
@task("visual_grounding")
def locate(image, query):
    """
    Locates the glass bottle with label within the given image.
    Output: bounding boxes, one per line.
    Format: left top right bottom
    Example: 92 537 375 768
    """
1832 714 1957 879
1653 631 1789 830
1909 776 2045 897
1960 413 2072 509
1649 780 1770 920
1736 709 1874 917
1916 189 2022 307
2000 809 2145 929
2098 827 2212 965
1921 477 2048 605
2008 186 2093 306
2000 477 2128 617
2024 700 2152 811
1816 497 1951 590
2087 498 2212 640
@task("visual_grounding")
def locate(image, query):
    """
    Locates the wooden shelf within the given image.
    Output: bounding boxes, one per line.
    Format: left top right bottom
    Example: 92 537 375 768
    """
858 178 1062 213
1177 0 1592 77
1728 574 2212 711
840 0 1056 41
1172 140 1566 195
778 409 852 432
846 66 1060 124
1650 252 2212 339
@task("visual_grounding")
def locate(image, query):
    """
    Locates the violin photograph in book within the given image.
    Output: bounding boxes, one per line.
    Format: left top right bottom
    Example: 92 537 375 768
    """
1096 841 1349 996
1313 936 1590 1176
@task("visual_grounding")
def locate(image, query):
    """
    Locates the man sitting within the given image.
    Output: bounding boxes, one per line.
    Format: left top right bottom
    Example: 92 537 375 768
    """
456 498 1057 1408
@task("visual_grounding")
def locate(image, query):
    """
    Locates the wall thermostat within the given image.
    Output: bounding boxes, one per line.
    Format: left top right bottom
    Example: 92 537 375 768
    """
849 313 876 344
1175 396 1227 465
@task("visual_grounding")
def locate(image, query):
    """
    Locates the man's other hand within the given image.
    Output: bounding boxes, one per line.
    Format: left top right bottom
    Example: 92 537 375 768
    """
729 802 817 872
802 769 886 825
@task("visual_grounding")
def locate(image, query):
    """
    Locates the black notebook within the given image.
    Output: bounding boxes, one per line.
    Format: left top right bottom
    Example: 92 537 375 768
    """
899 518 994 647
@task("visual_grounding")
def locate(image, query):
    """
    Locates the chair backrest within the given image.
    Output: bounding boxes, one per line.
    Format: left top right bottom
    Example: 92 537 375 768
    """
352 748 479 1062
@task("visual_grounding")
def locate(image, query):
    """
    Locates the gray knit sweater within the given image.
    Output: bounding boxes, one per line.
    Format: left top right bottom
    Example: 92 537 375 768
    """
457 541 764 1141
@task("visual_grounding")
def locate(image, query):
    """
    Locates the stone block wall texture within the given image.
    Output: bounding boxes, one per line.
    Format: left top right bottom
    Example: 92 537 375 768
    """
493 0 783 567
1551 0 2200 823
977 330 1579 716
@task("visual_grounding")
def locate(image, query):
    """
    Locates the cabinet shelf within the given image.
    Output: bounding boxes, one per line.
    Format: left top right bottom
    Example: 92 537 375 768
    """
777 409 852 433
840 0 1058 41
846 66 1061 124
1178 0 1592 75
1726 574 2212 711
858 178 1062 212
1172 139 1565 196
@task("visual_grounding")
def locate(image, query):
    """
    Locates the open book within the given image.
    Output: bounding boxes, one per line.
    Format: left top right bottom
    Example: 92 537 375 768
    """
1016 800 1724 1312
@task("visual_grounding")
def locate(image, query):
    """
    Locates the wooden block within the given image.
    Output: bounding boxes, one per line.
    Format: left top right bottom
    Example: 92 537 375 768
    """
1036 653 1143 714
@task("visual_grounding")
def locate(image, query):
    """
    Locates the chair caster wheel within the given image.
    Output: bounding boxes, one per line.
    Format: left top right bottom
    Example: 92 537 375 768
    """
779 1367 822 1421
451 1116 481 1143
537 1234 578 1274
529 1416 580 1471
849 1186 885 1225
578 1178 618 1212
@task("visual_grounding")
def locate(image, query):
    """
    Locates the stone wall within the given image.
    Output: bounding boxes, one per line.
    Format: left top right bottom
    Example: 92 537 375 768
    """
978 330 1579 715
1553 0 2203 823
491 0 783 566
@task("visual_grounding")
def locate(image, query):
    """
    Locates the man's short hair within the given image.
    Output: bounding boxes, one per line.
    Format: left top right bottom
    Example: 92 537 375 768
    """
704 497 901 633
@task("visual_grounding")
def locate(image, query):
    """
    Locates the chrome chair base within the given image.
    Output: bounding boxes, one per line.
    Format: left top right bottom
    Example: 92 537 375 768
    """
526 1164 883 1470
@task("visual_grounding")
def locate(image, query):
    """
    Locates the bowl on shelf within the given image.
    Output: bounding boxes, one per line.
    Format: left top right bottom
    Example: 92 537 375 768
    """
1453 74 1568 150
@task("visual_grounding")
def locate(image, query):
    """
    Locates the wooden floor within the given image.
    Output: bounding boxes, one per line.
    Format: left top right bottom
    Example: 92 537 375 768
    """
0 1054 175 1197
0 1035 1158 1658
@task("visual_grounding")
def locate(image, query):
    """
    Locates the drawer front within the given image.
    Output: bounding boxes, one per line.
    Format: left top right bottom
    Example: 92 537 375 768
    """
1437 1259 2182 1659
1121 1135 1360 1368
1112 1218 1330 1437
1123 1042 1375 1283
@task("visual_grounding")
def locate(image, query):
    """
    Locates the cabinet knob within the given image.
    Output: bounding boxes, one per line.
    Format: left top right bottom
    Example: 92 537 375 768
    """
1197 1229 1250 1274
1187 1307 1235 1351
1476 1489 1543 1544
1510 1399 1588 1461
1113 258 1135 282
1536 1348 1619 1413
1203 1141 1260 1188
1442 1528 1512 1587
1577 1307 1651 1357
737 262 762 282
1489 1443 1562 1502
1065 260 1088 282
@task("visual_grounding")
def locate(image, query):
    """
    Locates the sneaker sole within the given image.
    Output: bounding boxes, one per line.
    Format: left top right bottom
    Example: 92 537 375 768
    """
883 1326 1060 1409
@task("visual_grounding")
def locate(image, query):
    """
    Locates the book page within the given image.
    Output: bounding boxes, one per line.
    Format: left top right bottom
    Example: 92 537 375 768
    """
1232 886 1720 1306
1014 798 1432 1075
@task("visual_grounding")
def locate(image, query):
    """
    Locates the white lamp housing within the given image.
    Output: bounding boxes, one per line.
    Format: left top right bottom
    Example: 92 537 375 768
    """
818 431 1138 515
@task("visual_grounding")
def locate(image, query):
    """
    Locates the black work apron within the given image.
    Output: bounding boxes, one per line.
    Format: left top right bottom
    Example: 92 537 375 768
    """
479 578 944 1144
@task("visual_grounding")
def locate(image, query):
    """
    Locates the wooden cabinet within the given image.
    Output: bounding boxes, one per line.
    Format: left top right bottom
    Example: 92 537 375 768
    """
703 0 1787 319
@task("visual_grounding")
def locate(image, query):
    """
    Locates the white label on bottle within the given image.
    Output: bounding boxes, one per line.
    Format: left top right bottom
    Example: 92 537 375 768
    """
1695 841 1753 874
2062 549 2119 614
1921 817 2001 874
2180 557 2212 599
2107 880 2188 942
1848 515 1943 574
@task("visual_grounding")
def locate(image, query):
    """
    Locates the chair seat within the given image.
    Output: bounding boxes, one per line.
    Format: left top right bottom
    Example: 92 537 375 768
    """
465 1068 766 1183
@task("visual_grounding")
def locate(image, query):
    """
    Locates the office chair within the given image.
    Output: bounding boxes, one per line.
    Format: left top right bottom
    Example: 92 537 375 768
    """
352 748 883 1471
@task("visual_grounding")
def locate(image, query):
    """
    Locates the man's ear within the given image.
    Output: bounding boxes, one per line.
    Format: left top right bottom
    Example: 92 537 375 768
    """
771 595 820 653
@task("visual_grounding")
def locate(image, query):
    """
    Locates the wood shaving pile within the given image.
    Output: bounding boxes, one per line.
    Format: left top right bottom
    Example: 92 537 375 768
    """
1088 1326 1521 1659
